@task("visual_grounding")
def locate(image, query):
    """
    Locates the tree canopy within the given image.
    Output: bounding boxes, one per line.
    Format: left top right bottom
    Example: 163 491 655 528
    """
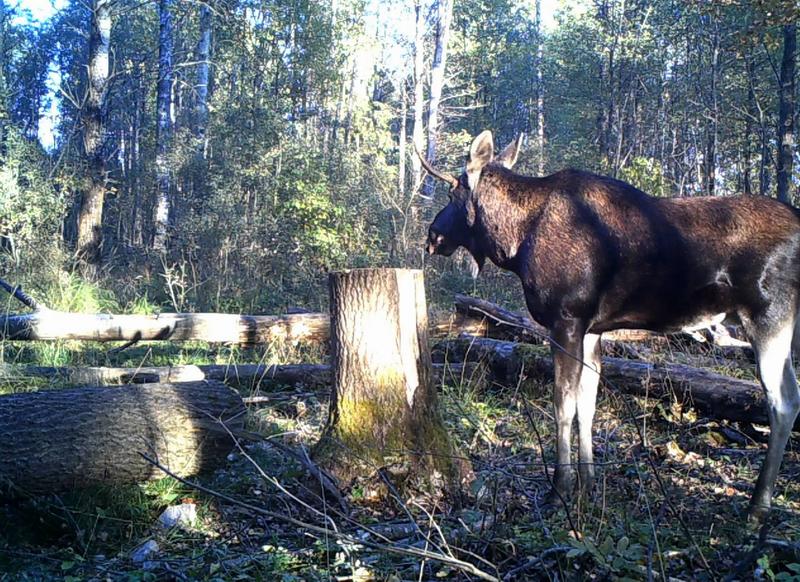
0 0 796 309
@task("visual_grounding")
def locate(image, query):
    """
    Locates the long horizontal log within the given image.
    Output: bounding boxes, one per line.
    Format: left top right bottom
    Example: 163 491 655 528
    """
6 363 332 388
434 337 790 431
0 310 331 344
0 309 485 345
453 293 657 343
451 294 751 347
2 362 480 390
0 296 753 359
0 380 245 494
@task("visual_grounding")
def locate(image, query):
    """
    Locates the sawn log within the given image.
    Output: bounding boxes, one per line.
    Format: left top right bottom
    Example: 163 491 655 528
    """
0 380 245 495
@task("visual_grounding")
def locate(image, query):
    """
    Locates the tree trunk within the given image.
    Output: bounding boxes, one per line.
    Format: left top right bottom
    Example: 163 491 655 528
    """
131 80 144 245
315 268 465 494
743 54 757 195
422 0 453 201
0 6 7 157
398 80 407 200
534 0 545 176
75 0 111 270
777 23 796 204
194 2 212 163
705 15 720 196
435 338 795 431
410 0 426 195
0 380 244 495
153 0 174 251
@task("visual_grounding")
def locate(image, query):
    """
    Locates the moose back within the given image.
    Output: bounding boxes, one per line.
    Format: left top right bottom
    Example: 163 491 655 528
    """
422 130 800 520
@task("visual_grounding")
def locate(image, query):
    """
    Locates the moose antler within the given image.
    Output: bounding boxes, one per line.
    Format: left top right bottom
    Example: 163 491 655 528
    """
414 145 459 189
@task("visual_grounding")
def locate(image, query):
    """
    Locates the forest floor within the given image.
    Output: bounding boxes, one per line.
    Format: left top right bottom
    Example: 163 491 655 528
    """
0 334 799 581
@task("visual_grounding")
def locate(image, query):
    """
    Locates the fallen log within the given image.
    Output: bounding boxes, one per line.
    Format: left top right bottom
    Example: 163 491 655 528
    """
0 290 753 357
0 380 245 495
452 294 662 343
434 337 792 431
0 310 330 344
1 363 480 390
0 308 488 345
451 294 755 358
451 293 548 342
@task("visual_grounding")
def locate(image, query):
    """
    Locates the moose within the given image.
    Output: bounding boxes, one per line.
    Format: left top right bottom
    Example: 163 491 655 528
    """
422 130 800 520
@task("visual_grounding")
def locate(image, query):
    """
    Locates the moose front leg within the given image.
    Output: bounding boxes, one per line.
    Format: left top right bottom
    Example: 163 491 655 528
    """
549 319 587 501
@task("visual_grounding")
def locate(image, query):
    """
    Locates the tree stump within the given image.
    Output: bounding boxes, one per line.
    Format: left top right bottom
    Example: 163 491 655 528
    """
315 268 466 497
0 380 245 495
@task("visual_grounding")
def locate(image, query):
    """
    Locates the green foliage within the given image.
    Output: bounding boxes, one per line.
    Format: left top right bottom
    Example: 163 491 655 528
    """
278 153 351 269
758 554 800 581
0 130 66 256
43 272 119 313
565 533 646 580
618 157 669 196
125 292 159 315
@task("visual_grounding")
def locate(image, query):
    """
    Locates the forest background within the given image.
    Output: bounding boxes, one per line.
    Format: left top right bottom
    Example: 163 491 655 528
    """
0 0 797 315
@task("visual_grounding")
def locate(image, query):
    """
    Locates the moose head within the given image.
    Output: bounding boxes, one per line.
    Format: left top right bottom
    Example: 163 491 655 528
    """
422 131 524 274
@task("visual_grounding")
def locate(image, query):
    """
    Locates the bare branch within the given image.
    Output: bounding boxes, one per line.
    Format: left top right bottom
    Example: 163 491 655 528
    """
0 278 45 311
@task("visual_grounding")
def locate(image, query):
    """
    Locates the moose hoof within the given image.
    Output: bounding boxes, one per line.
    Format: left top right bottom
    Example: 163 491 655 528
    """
746 502 770 526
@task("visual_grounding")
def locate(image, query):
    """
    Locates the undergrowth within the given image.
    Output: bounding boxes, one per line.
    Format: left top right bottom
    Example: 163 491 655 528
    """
0 271 799 580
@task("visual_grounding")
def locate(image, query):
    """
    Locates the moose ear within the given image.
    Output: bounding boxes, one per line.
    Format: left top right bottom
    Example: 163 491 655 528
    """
496 134 523 169
466 130 494 189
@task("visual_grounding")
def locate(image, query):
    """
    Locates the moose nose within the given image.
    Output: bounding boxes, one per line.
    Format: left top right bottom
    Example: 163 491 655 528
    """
426 233 444 255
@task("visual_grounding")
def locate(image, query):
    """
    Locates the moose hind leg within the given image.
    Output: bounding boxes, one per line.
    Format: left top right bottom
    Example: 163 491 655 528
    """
576 333 601 493
549 319 587 499
749 322 800 518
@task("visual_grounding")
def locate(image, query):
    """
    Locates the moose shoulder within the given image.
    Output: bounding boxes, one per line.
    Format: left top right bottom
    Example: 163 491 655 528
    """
423 130 800 521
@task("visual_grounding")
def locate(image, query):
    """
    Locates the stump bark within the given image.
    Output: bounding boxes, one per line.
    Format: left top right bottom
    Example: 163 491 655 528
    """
0 380 245 495
316 268 464 493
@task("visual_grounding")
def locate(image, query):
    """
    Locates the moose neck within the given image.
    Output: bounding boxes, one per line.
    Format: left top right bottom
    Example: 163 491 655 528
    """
473 169 546 272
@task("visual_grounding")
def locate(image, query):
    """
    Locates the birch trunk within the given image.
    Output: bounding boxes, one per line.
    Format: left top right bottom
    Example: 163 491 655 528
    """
398 81 407 200
0 310 331 344
195 3 212 159
422 0 452 201
410 0 425 195
153 0 174 251
534 0 545 175
777 24 796 204
705 15 720 196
